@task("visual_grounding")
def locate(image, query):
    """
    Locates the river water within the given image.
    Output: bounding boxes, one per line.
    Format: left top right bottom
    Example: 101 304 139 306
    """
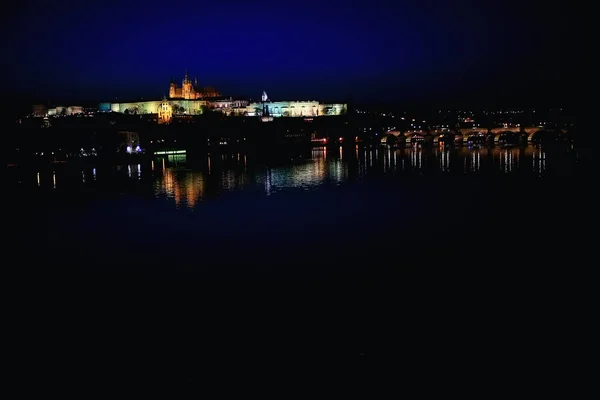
6 144 584 273
5 142 589 384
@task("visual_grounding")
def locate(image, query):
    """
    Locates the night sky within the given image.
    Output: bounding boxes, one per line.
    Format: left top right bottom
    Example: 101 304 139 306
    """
5 0 573 106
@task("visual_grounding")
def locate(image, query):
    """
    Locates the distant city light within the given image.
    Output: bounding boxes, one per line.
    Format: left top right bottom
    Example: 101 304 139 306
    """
154 150 186 155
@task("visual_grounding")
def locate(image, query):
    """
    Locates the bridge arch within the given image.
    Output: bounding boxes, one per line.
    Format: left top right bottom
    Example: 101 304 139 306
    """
490 127 520 135
381 133 400 146
466 132 488 144
405 131 433 145
494 131 521 144
435 132 456 144
430 129 456 143
459 128 489 144
527 129 565 144
526 128 544 142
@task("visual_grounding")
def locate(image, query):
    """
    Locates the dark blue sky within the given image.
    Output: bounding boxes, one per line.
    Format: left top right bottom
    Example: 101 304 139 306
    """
5 0 573 106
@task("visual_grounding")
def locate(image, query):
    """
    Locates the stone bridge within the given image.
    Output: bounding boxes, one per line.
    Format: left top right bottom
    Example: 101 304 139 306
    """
385 126 563 144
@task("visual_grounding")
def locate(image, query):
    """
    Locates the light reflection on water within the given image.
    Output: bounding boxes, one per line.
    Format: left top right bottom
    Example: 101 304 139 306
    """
9 145 576 210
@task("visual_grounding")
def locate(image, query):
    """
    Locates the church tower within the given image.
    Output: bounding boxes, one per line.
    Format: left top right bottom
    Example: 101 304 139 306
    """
168 70 211 99
182 70 193 99
262 91 269 116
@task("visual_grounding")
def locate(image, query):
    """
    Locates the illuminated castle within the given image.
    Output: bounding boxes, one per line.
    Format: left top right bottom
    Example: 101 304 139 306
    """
169 70 220 99
97 73 347 120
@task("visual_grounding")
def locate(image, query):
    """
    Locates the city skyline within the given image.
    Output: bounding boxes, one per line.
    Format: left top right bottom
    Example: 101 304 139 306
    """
4 0 583 384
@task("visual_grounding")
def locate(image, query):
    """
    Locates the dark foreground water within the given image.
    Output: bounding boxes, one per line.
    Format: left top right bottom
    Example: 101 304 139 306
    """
5 144 589 387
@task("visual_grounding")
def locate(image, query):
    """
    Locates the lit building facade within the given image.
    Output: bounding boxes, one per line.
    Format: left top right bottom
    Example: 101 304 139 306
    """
102 99 208 115
95 81 347 120
319 104 347 116
238 100 347 117
169 71 220 99
46 105 83 116
211 98 250 109
157 97 173 123
102 99 347 118
67 106 84 115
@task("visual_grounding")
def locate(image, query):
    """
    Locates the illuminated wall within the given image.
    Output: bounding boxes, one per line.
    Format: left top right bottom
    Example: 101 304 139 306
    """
114 101 160 114
67 106 83 114
101 99 347 118
318 104 347 116
244 101 319 117
46 105 85 116
107 99 208 115
212 98 249 109
242 101 347 117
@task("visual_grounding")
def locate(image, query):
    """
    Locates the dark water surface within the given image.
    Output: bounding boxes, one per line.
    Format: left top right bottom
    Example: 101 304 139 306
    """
8 144 583 270
5 144 587 385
